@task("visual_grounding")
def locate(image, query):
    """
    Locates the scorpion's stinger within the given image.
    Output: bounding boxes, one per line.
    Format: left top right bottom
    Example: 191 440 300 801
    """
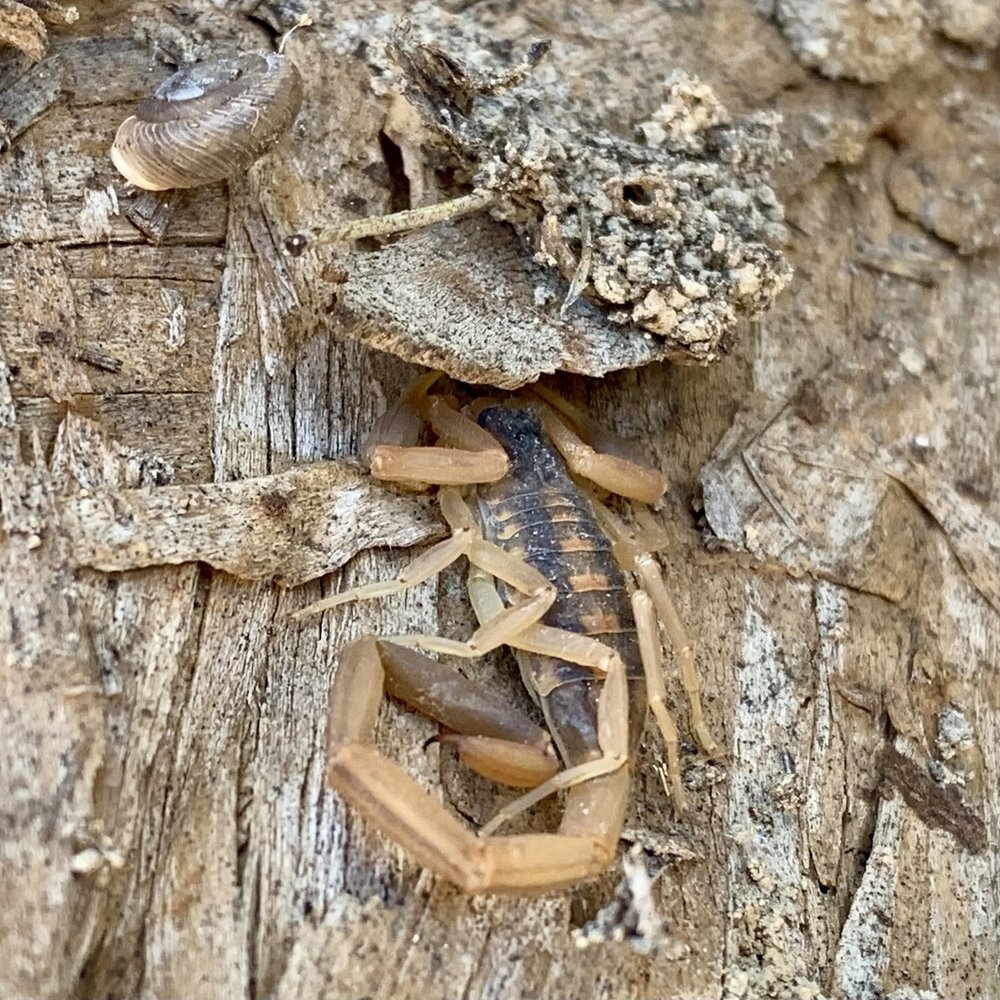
480 649 631 836
326 637 622 894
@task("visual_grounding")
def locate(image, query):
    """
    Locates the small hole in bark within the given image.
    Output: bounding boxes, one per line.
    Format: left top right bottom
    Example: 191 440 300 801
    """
377 130 411 213
622 183 654 205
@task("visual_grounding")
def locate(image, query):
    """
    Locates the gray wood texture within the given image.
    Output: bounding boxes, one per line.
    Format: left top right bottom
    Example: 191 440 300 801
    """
1 2 998 998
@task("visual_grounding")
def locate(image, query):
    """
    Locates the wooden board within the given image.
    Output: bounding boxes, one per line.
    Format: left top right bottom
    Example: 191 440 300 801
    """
1 2 998 998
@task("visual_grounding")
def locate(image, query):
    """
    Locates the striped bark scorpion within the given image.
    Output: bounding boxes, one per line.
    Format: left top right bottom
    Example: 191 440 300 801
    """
295 372 719 894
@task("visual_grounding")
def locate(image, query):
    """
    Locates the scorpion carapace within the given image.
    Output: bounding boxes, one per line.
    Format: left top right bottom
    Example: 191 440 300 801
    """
296 373 719 893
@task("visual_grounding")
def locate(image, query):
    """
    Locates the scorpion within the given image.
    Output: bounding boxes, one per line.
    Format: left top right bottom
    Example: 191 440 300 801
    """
295 372 718 894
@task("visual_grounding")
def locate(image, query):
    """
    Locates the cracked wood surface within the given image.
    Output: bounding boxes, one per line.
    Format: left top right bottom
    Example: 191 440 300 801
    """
1 2 998 999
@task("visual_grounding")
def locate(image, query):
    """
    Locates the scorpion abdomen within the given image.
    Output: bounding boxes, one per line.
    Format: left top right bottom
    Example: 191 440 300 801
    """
475 404 646 766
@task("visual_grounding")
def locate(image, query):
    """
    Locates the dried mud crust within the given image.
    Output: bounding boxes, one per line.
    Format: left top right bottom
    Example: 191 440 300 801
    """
379 24 791 367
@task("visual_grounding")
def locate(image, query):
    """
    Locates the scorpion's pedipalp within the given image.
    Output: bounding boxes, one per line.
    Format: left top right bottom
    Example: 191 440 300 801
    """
536 406 668 505
528 384 654 470
360 372 444 465
419 395 507 457
367 380 510 487
369 444 508 485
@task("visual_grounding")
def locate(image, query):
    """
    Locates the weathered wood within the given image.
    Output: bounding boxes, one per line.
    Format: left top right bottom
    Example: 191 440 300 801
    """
1 2 998 1000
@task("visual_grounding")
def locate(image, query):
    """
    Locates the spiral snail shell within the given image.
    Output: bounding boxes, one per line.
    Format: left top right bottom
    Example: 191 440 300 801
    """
111 51 303 190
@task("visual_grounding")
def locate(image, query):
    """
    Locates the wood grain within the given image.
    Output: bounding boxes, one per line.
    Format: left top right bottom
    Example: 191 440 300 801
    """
1 2 998 999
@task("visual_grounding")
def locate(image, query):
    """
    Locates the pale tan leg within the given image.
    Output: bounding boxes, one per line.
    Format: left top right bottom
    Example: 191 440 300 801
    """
464 565 625 676
327 637 619 894
293 489 555 624
632 554 718 757
632 590 686 810
291 527 474 619
592 501 720 760
479 754 625 836
449 588 557 657
388 618 626 673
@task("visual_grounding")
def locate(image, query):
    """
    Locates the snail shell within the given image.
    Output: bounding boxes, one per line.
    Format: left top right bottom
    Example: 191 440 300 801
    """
111 51 303 190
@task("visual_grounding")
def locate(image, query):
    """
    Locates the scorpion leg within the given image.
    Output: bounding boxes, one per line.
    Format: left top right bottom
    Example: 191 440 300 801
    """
290 528 475 619
592 499 720 801
293 487 556 626
632 590 686 810
389 590 626 673
461 565 631 833
326 637 624 893
632 550 719 757
391 538 621 672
